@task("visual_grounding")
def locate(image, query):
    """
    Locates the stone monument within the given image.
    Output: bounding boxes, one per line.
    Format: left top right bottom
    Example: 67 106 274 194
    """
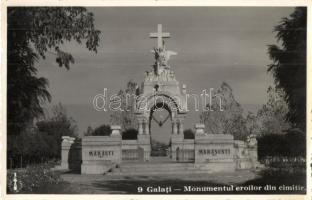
56 24 262 175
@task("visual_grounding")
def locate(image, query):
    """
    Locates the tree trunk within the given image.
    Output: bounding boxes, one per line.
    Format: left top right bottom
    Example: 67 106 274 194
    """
20 155 23 168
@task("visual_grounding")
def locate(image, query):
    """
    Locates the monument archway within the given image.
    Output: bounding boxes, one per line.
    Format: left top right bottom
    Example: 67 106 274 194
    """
149 103 172 156
134 24 188 161
135 93 187 159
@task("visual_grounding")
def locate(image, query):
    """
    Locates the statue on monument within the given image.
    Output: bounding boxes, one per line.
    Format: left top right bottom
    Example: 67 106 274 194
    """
152 41 177 67
149 24 177 77
151 41 177 76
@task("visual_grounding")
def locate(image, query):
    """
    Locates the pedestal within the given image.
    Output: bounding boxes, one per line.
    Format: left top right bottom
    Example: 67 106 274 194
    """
138 135 151 161
170 134 184 161
59 136 75 170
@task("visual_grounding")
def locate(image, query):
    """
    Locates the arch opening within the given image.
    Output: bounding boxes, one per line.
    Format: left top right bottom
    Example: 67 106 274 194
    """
149 102 172 157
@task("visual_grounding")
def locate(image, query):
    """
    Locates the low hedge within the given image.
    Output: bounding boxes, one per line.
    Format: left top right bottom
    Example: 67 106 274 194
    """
7 162 61 193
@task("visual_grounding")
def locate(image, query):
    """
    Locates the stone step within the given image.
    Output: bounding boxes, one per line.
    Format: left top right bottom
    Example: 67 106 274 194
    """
107 169 213 175
110 162 217 175
119 167 197 172
106 161 237 175
119 163 195 171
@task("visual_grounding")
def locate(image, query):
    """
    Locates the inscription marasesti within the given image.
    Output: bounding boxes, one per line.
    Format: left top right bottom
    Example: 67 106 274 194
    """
198 149 230 156
89 150 114 158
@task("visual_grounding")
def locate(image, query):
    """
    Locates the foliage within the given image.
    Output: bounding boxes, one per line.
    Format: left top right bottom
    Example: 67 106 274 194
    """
110 80 140 130
84 126 94 136
200 82 248 140
245 112 260 135
7 103 77 168
183 129 195 139
122 128 138 140
7 7 100 135
7 162 61 194
256 86 290 135
257 129 305 159
36 103 77 156
268 7 306 131
7 130 56 168
7 43 51 135
199 82 293 140
90 125 112 136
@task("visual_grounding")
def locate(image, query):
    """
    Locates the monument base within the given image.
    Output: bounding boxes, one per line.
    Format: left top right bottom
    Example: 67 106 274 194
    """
194 162 236 172
81 161 116 174
138 134 151 161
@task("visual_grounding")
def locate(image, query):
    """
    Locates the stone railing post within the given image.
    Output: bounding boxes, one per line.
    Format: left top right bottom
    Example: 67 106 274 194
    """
172 120 178 134
138 119 143 135
247 134 259 165
178 121 184 135
144 119 150 135
111 125 121 137
60 136 75 170
195 123 205 135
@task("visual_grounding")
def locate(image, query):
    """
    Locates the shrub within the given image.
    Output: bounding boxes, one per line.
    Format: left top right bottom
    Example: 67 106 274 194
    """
183 129 195 139
122 128 138 140
257 129 306 160
91 125 111 136
7 162 61 193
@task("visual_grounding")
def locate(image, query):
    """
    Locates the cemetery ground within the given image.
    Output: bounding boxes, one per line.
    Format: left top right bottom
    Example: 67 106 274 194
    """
8 162 305 194
58 169 306 194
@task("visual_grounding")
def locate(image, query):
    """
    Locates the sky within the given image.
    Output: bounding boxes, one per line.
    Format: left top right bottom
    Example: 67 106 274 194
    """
36 7 295 142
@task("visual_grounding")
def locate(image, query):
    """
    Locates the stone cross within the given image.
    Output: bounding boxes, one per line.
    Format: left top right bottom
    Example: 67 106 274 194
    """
149 24 170 49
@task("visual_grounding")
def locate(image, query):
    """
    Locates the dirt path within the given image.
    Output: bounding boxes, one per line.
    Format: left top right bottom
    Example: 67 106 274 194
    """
60 170 257 194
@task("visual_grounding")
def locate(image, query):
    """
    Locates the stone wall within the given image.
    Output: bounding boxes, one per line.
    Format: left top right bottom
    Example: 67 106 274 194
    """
81 125 122 174
193 124 236 172
171 134 195 162
57 124 261 174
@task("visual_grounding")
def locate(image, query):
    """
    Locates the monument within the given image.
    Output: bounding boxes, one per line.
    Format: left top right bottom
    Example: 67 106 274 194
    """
57 24 261 174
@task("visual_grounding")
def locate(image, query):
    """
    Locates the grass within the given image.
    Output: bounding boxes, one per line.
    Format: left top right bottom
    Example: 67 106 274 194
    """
8 167 306 194
55 168 306 194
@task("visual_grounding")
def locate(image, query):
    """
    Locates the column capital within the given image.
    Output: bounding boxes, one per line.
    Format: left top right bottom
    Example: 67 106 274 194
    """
111 125 122 136
195 123 205 135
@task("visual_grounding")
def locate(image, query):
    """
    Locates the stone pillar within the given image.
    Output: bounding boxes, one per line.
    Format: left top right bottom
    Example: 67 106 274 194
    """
60 136 75 170
247 134 259 168
195 123 205 136
111 125 121 137
144 119 150 135
178 121 184 135
138 119 143 135
172 120 178 134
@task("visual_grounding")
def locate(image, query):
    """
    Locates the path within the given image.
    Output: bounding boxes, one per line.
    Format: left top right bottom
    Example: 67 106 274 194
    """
60 170 257 194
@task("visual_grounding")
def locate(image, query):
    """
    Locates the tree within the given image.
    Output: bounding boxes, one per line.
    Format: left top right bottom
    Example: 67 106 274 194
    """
200 82 248 140
268 7 306 131
110 80 139 131
245 112 261 136
36 103 77 158
257 129 305 159
7 7 100 135
257 86 290 135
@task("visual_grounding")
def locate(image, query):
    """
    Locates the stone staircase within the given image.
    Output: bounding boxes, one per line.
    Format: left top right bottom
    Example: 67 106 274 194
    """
107 156 214 175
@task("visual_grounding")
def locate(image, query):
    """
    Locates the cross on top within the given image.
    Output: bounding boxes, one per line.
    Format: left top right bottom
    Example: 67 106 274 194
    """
149 24 170 49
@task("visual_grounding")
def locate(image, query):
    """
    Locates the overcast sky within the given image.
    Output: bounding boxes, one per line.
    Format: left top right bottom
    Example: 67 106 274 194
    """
37 7 294 141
